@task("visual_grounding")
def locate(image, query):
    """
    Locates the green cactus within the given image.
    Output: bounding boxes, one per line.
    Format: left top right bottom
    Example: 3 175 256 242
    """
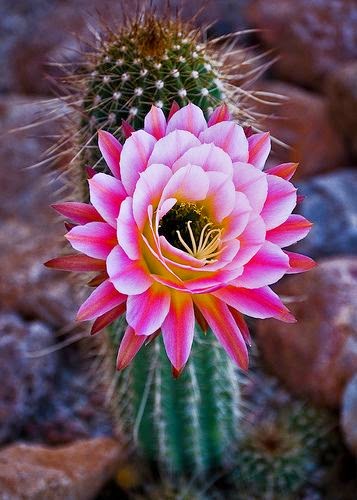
231 400 342 499
61 10 260 477
109 318 241 476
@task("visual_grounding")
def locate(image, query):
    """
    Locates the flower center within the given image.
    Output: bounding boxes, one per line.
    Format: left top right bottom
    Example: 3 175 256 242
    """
158 202 223 262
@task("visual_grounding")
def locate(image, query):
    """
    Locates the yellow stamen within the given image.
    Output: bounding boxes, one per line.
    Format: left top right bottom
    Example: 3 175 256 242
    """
176 220 224 262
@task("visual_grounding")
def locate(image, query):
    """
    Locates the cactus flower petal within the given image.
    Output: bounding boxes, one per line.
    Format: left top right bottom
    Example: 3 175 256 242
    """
162 291 195 372
144 105 167 139
116 325 146 370
88 173 126 227
98 130 122 178
284 251 317 274
77 279 126 321
52 103 314 372
266 215 313 247
248 132 271 170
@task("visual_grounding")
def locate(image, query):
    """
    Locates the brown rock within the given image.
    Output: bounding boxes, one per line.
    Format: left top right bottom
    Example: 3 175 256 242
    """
341 374 357 455
255 81 348 178
246 0 357 89
255 257 357 408
0 438 121 499
0 96 79 326
326 61 357 158
0 1 125 95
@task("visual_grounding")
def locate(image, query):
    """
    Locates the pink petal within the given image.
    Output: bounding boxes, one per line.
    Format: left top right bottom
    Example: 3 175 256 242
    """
233 214 266 266
98 130 122 178
193 294 248 370
172 143 233 176
260 175 297 230
52 202 102 224
266 162 298 181
161 291 195 372
120 130 156 195
116 325 146 370
126 283 171 336
285 251 316 274
266 215 313 248
207 103 230 126
77 279 126 321
166 102 207 136
168 101 180 120
91 303 126 335
89 173 127 227
86 166 96 179
248 132 271 170
132 163 172 230
229 307 251 346
144 105 167 139
107 246 152 295
66 222 117 259
233 241 289 288
199 121 248 163
213 285 295 322
232 162 268 213
222 192 251 241
205 171 236 221
161 164 209 202
44 254 105 272
121 120 134 138
148 130 200 168
117 197 141 260
183 261 243 293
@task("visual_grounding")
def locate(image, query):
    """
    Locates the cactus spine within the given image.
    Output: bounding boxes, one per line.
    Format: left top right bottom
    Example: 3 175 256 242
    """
62 11 255 476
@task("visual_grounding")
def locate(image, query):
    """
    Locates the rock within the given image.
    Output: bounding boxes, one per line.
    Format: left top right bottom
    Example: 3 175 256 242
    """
326 61 357 158
341 374 357 455
255 257 357 408
0 437 121 500
0 313 57 444
246 0 357 89
0 1 126 95
0 96 79 326
293 170 357 259
254 81 348 177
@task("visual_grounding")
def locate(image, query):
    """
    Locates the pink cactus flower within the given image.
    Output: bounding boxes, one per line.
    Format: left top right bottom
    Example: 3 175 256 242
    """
46 103 315 375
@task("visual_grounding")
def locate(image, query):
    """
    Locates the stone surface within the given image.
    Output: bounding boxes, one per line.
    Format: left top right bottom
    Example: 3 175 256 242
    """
0 95 79 327
293 170 357 259
246 0 357 89
341 374 357 456
255 257 357 408
0 313 57 444
255 81 348 177
0 437 121 500
0 0 125 95
326 61 357 158
0 312 112 446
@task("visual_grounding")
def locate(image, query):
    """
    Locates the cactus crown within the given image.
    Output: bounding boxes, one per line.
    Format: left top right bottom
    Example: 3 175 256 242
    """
76 14 225 174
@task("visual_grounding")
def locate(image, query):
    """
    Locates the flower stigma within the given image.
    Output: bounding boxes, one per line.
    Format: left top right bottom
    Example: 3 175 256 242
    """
158 201 223 262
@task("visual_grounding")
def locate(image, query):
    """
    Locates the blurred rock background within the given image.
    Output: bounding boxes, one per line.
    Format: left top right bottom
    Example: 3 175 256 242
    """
0 0 356 498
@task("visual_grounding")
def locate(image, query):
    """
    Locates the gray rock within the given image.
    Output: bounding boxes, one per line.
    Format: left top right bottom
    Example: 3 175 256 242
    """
0 313 57 443
294 170 357 259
